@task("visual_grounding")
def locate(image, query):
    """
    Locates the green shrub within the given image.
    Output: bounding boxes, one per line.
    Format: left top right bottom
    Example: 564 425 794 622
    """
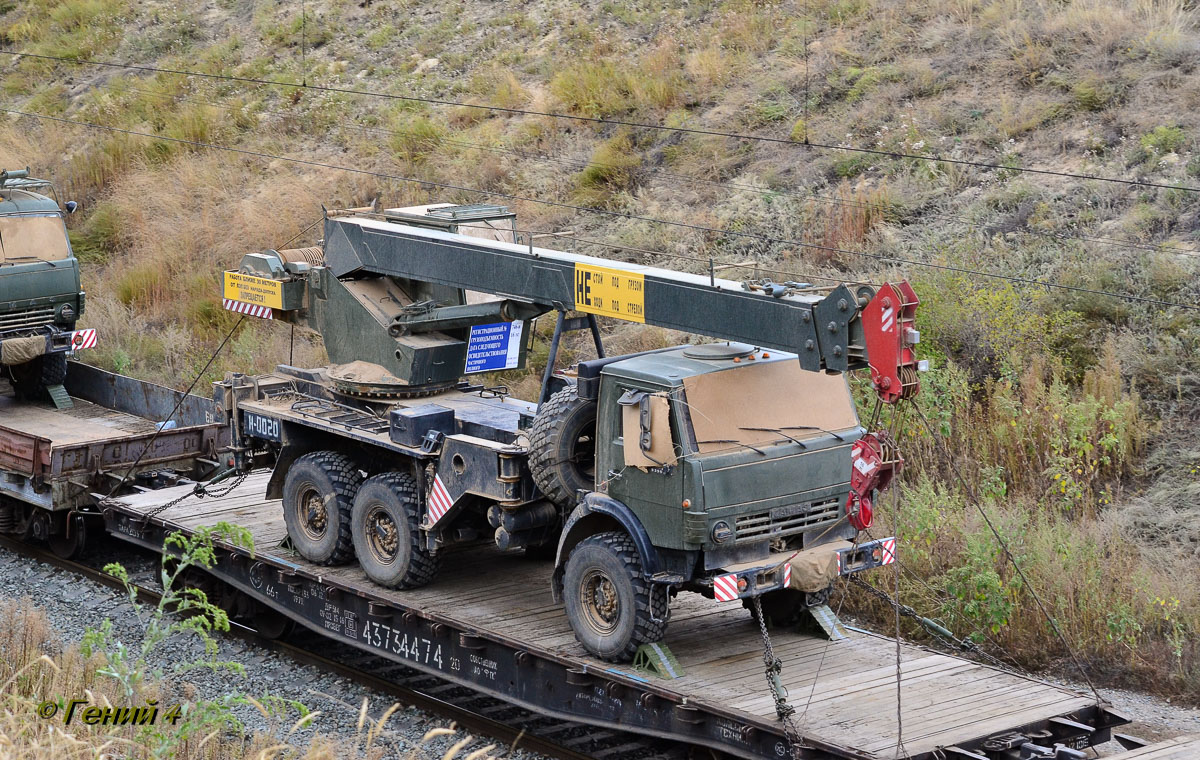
550 61 632 117
68 202 123 264
573 132 641 205
830 153 873 178
388 114 444 162
1071 76 1122 112
1141 125 1188 155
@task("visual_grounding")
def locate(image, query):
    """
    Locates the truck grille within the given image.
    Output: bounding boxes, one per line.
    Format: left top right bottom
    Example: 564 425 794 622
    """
0 307 55 333
735 497 842 542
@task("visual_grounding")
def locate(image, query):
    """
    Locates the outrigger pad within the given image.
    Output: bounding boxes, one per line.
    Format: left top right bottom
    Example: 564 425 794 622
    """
46 384 72 410
633 642 684 680
807 604 849 641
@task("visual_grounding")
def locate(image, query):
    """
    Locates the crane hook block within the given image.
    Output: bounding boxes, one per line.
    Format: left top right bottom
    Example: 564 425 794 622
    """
861 281 921 404
846 431 904 531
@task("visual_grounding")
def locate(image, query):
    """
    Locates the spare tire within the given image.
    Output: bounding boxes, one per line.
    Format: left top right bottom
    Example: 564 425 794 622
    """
528 386 597 510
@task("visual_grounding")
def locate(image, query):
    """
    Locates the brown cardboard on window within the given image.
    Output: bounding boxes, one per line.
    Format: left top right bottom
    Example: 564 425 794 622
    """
682 359 858 453
622 393 677 468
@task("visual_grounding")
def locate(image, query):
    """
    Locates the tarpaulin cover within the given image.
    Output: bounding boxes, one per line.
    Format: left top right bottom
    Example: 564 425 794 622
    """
0 215 71 263
787 539 853 592
0 335 45 365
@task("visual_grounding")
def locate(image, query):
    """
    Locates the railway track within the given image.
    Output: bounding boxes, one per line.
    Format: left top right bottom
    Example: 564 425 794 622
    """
0 532 689 760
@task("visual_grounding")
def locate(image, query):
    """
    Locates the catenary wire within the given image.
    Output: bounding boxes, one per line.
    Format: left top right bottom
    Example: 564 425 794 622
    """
6 106 1199 313
101 80 1200 260
908 403 1106 705
6 49 1200 195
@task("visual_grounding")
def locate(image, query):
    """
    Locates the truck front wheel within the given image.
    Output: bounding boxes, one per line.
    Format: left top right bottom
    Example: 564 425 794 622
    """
282 451 361 565
563 531 668 662
351 472 439 589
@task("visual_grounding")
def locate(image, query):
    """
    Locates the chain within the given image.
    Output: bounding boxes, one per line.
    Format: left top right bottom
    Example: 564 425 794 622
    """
750 596 808 760
846 574 1016 671
141 470 250 522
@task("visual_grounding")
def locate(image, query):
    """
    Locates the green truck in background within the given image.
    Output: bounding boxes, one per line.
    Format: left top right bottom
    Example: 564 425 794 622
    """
0 168 90 402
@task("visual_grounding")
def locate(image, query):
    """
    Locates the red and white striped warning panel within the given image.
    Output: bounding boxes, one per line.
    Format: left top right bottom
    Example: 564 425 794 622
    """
880 537 897 565
427 474 454 525
783 561 792 589
223 298 273 319
880 305 895 333
69 328 97 350
713 573 739 603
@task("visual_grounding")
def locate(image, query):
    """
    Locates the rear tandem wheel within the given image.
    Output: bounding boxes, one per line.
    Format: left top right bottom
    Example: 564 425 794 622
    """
350 472 439 589
281 451 362 565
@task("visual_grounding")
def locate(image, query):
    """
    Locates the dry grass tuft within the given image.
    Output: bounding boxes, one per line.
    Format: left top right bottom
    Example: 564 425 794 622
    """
0 597 502 759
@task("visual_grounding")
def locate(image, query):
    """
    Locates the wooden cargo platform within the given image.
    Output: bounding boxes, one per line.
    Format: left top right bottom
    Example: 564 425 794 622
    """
107 472 1121 760
1110 736 1200 759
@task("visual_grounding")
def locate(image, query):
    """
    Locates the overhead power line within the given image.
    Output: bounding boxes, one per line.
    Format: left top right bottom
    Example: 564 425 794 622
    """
6 49 1200 195
97 80 1200 260
4 106 1197 313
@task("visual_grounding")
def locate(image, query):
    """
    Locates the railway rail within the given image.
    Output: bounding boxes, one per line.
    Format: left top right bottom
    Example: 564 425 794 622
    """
0 360 1189 759
0 532 684 760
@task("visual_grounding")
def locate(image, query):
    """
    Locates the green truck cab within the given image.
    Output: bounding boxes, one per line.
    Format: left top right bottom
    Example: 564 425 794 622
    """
0 169 86 399
547 344 894 660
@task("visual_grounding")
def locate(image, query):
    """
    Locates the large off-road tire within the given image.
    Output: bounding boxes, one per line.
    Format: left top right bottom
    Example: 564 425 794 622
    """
351 472 439 589
563 531 668 662
528 386 597 510
282 451 362 565
9 352 68 401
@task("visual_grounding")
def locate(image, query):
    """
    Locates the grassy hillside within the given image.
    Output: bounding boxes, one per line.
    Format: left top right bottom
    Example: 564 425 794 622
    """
1 0 1198 699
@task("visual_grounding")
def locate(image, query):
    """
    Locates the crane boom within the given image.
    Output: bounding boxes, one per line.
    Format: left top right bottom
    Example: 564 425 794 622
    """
324 213 869 373
223 205 920 401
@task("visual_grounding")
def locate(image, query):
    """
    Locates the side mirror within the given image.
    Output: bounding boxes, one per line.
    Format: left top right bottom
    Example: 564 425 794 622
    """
65 201 78 214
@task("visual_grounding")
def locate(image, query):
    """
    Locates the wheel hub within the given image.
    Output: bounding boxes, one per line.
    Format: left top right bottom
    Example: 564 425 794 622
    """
580 570 620 635
366 506 400 563
299 488 327 539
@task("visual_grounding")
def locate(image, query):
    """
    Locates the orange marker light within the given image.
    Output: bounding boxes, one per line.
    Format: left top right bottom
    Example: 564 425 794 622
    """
682 499 691 509
737 578 748 592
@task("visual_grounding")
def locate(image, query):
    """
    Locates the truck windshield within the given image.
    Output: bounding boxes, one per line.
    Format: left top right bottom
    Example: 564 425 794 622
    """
679 360 859 455
0 214 71 265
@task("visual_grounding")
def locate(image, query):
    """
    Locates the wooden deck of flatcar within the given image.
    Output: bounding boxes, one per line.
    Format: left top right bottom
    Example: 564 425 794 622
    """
109 473 1109 759
1109 736 1200 759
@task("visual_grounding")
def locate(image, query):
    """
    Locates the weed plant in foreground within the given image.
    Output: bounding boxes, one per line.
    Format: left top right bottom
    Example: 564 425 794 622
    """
0 526 499 759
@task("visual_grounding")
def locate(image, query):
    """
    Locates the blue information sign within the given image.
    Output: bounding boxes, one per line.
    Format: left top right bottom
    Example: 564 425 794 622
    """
465 321 524 374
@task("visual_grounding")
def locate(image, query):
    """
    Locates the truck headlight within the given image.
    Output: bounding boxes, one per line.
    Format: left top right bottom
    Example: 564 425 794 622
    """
55 303 75 323
711 521 733 543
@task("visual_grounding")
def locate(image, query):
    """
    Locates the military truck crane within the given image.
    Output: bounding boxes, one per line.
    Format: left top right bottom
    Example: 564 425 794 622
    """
218 203 923 661
0 168 93 406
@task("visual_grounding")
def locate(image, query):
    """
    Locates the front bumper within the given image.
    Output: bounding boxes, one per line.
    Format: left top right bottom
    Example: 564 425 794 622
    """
709 535 896 603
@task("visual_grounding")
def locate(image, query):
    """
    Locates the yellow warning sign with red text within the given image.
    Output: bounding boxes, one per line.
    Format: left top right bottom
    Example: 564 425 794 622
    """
223 271 284 309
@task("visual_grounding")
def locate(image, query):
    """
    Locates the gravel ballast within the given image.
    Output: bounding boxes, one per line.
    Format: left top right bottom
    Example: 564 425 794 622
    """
1 540 1196 758
0 541 550 759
